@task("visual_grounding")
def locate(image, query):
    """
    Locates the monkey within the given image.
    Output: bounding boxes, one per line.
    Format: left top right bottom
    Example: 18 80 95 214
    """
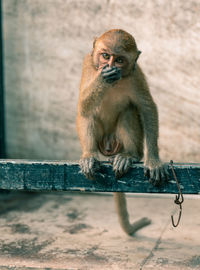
76 29 168 235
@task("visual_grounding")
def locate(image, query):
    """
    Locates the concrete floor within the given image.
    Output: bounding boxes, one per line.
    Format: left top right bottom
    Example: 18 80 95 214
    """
0 191 199 270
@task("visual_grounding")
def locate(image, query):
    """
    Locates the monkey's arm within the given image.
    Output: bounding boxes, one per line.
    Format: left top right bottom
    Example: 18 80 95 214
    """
140 100 168 184
79 54 107 115
79 55 121 115
132 69 168 185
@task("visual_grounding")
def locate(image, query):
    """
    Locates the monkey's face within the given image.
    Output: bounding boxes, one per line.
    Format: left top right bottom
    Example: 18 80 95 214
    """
93 40 137 77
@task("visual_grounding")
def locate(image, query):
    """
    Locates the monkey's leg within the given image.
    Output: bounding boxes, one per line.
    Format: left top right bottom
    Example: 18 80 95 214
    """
77 116 102 180
113 107 144 178
114 193 151 235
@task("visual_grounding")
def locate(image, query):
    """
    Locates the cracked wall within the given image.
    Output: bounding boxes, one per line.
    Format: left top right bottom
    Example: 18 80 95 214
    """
2 0 200 162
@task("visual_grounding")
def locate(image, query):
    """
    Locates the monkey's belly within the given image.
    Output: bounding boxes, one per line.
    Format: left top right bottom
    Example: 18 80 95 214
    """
98 135 122 156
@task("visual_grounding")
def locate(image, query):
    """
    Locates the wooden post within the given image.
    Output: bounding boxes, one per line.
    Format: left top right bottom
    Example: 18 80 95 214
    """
0 160 199 194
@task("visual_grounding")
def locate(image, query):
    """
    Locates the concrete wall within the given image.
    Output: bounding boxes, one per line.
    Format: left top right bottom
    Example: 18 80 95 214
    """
3 0 200 162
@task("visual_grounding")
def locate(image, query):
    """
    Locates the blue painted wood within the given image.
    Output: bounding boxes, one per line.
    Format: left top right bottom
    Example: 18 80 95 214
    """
0 160 199 194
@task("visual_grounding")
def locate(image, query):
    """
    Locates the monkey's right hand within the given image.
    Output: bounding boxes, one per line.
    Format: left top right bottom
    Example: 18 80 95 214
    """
101 65 122 84
79 157 101 180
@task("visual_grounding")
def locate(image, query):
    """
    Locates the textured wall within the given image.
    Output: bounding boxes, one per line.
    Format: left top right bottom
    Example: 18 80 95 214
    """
3 0 200 162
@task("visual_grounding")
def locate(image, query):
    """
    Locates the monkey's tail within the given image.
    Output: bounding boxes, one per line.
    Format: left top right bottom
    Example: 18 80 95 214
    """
113 192 151 235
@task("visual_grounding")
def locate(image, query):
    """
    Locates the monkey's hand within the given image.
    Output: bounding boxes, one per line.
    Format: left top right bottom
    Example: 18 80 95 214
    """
101 65 122 84
112 154 139 179
144 160 169 186
79 157 101 180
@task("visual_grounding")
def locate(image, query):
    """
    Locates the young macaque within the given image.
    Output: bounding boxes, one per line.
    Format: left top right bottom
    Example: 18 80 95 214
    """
77 29 168 235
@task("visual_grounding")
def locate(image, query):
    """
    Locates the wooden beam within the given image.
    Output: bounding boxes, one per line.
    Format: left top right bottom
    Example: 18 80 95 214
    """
0 160 200 194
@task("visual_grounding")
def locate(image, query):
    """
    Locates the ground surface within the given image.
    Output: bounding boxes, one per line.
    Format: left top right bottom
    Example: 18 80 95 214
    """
0 192 199 269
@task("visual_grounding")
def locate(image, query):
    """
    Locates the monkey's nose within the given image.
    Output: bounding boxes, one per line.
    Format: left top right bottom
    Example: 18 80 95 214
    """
108 56 115 67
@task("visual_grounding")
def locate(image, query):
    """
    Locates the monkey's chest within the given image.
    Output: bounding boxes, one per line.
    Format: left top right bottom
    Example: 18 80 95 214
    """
97 90 130 129
96 89 131 156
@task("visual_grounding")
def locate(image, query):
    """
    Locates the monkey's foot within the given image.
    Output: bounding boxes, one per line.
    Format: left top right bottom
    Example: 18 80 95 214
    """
144 160 169 186
79 157 100 180
112 154 138 179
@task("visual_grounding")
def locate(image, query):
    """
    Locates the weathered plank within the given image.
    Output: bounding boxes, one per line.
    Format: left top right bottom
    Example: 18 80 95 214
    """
0 160 200 194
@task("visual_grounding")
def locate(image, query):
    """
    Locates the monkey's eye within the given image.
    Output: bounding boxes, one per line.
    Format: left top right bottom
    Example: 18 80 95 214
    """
102 53 110 60
115 57 124 64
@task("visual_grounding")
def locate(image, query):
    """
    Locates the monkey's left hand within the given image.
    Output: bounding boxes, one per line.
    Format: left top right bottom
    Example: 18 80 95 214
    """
144 160 169 186
101 65 122 84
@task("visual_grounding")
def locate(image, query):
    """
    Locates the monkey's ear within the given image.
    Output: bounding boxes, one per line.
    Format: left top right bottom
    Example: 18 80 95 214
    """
136 50 142 61
93 37 97 48
133 50 142 71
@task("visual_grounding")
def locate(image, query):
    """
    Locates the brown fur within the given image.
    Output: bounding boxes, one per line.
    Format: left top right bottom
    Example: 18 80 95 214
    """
77 29 168 235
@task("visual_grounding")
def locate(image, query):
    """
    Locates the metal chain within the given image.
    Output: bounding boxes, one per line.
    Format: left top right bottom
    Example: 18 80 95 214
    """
170 160 184 227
